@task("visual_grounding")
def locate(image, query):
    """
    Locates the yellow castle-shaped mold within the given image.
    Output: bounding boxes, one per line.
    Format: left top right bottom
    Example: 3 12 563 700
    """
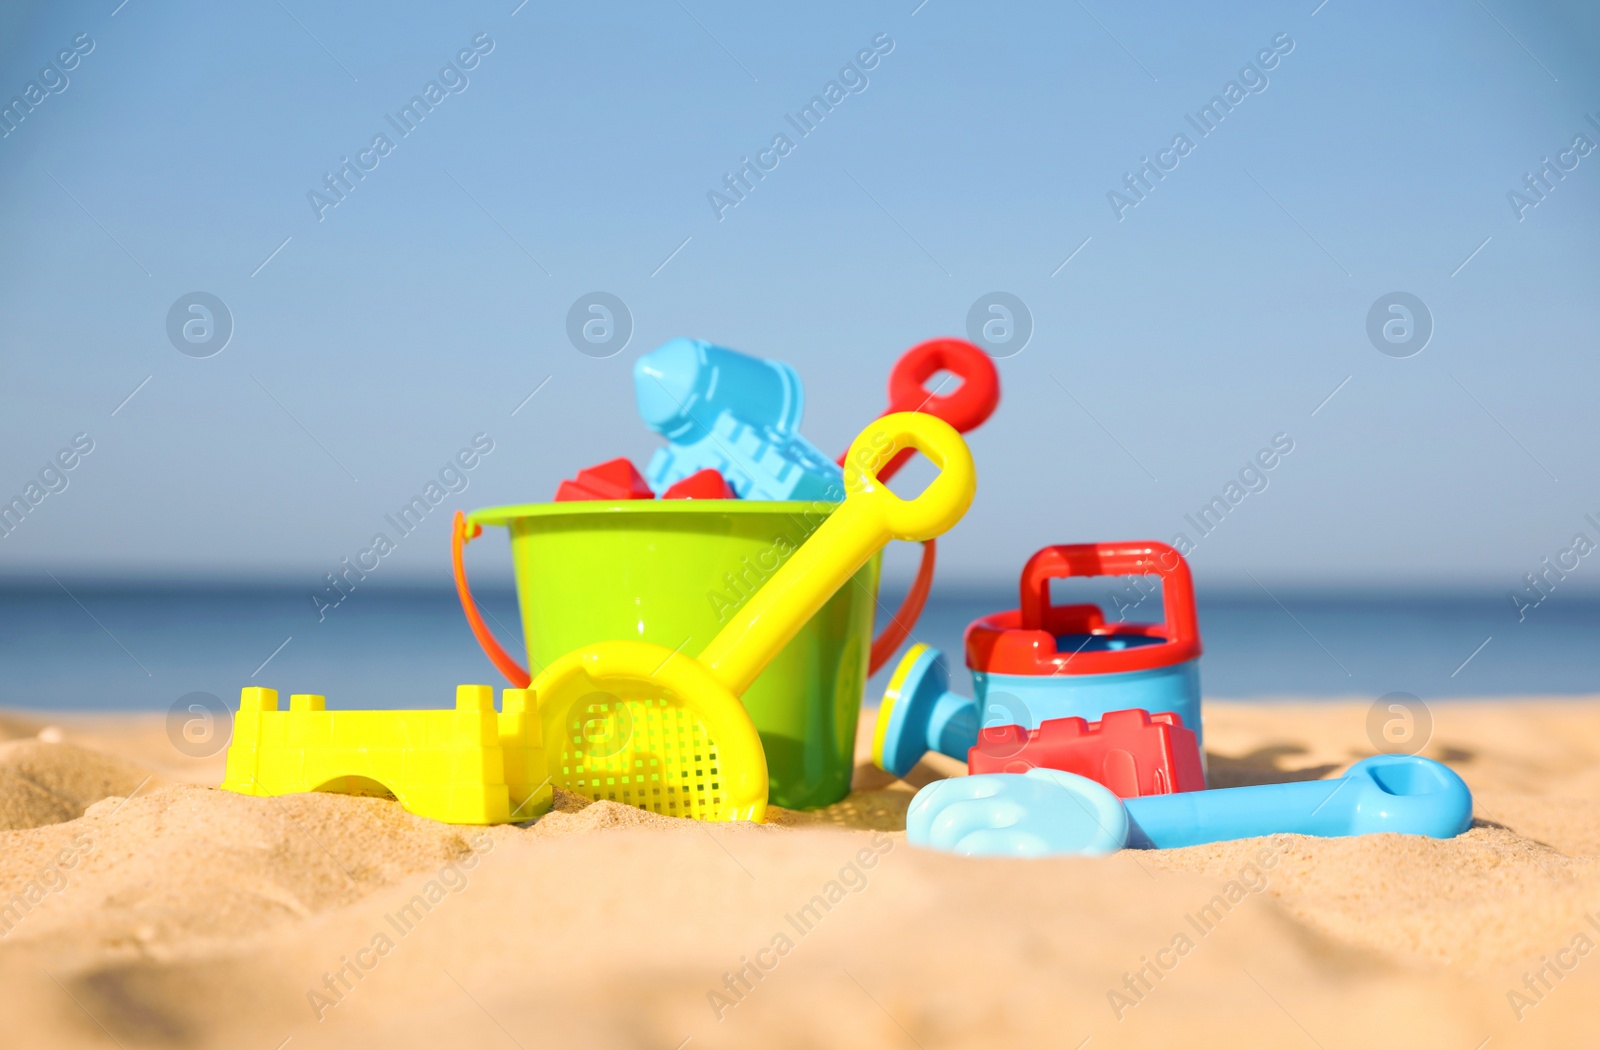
221 684 552 825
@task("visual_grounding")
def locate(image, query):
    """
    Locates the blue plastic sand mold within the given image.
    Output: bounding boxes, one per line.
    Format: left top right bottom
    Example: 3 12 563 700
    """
633 337 844 502
906 754 1474 857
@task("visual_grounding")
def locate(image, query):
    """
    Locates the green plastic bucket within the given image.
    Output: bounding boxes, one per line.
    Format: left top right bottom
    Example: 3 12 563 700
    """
463 500 879 810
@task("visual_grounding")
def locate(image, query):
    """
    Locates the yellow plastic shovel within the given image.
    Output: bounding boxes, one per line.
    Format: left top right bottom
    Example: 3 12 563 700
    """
530 411 976 822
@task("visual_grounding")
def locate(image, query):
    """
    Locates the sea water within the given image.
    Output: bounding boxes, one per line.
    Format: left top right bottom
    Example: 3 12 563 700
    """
0 582 1594 713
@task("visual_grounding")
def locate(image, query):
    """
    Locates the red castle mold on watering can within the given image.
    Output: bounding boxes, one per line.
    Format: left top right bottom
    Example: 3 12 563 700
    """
968 708 1205 798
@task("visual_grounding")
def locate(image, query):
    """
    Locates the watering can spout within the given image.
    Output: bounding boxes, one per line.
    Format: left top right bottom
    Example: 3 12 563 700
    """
873 645 980 778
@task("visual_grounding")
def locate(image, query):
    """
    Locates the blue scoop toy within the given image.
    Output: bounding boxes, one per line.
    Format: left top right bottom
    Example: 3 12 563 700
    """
907 754 1474 857
634 338 843 502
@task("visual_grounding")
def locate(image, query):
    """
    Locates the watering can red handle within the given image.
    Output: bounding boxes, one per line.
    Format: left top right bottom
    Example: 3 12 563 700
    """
452 510 532 689
1018 541 1200 652
452 509 928 686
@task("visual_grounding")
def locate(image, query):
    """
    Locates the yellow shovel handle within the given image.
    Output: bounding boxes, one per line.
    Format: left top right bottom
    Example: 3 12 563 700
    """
699 412 977 696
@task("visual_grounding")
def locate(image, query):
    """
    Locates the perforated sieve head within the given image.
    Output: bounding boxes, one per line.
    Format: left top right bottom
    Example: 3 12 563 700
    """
532 641 768 823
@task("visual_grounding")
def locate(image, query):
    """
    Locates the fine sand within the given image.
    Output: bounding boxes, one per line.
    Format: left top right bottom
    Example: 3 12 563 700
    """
2 700 1599 1049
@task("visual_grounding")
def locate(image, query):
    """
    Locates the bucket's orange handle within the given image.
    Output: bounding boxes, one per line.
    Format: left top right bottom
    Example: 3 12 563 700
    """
455 509 929 685
452 510 531 688
868 539 935 676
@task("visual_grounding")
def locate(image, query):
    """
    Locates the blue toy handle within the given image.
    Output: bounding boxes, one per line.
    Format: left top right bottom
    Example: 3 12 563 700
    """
1123 779 1346 848
634 337 804 444
1123 754 1473 849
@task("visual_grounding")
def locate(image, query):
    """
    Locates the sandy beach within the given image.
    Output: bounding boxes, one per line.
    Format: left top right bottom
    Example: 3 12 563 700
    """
2 699 1598 1049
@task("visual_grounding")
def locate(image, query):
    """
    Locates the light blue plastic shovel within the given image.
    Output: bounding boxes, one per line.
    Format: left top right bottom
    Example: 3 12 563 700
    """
907 754 1473 857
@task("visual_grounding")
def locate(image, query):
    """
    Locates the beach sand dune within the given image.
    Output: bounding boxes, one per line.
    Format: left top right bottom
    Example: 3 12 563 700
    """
2 700 1598 1049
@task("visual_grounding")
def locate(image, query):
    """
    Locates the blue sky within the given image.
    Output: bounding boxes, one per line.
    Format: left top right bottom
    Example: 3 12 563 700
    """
1 0 1597 592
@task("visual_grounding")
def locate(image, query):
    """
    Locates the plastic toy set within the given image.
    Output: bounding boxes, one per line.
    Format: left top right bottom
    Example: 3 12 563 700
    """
220 332 1474 857
224 336 999 820
882 538 1473 856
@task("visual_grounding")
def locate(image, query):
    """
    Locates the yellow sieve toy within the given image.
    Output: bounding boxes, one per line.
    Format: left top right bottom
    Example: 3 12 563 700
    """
519 411 975 823
222 412 974 825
